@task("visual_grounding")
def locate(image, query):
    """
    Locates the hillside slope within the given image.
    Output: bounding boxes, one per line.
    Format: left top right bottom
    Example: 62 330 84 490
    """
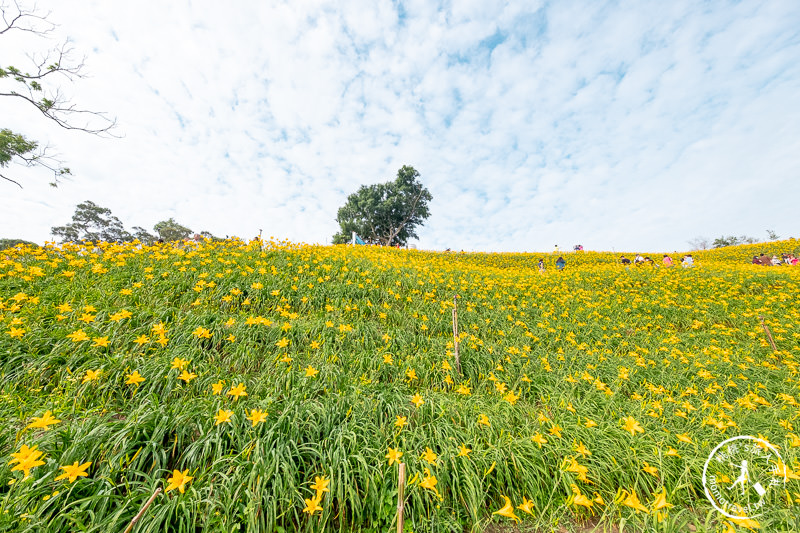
1 240 799 532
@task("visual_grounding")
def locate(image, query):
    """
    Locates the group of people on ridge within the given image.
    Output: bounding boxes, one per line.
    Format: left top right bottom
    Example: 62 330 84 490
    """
539 250 697 273
620 254 693 268
535 247 799 272
752 253 798 266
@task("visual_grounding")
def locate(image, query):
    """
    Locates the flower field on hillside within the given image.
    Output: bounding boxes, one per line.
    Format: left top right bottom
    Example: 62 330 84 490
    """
1 240 799 532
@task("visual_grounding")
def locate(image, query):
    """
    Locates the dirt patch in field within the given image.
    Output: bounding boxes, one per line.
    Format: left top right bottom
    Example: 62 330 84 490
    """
483 519 618 533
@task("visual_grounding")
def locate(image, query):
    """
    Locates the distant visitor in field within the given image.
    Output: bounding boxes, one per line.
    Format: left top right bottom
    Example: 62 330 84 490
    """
663 255 673 267
682 254 694 267
556 256 566 270
538 258 545 273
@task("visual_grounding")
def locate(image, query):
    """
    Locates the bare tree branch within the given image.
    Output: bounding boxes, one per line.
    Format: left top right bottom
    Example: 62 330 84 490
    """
18 41 87 82
0 90 117 134
2 41 117 136
1 0 119 186
0 0 55 36
8 141 71 185
385 187 424 246
0 171 23 187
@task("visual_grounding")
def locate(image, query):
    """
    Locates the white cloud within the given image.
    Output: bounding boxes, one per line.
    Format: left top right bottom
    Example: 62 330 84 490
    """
2 0 798 252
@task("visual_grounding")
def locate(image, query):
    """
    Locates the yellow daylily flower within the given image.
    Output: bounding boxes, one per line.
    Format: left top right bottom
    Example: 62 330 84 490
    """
493 495 519 522
621 416 644 436
227 383 247 399
385 447 402 466
214 409 233 425
26 410 61 431
54 461 91 483
246 409 268 426
165 469 193 493
619 489 649 513
517 496 535 515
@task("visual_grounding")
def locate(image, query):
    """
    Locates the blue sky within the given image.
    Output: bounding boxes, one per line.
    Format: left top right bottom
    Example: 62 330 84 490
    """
2 0 799 252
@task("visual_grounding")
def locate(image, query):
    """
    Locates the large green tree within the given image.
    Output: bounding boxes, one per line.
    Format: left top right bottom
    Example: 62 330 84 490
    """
332 165 432 247
1 1 116 187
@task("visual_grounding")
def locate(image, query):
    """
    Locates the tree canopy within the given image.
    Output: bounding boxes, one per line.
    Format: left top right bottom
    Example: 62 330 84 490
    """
712 235 757 248
1 1 116 187
154 218 192 242
51 201 140 243
0 237 37 250
51 201 216 244
332 165 432 247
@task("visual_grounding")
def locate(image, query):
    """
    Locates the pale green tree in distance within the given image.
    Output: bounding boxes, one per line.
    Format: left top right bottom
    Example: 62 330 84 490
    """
154 218 193 242
50 201 217 244
51 201 136 243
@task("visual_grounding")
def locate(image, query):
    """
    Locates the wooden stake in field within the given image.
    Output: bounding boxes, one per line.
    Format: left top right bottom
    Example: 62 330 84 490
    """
396 462 406 533
759 315 778 352
452 295 461 375
124 487 162 533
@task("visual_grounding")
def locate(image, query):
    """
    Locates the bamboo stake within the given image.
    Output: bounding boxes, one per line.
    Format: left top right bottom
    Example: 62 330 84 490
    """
124 487 162 533
396 463 406 533
759 315 778 352
452 295 461 375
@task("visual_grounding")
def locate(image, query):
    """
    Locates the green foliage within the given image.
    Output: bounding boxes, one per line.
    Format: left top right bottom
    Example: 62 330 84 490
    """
0 129 37 167
0 238 38 251
154 218 193 242
200 231 222 242
51 201 133 243
51 202 207 245
712 235 757 248
333 165 432 246
131 226 157 245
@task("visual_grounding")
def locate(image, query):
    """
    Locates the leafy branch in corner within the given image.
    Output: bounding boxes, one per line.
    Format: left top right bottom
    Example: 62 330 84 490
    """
1 0 117 187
